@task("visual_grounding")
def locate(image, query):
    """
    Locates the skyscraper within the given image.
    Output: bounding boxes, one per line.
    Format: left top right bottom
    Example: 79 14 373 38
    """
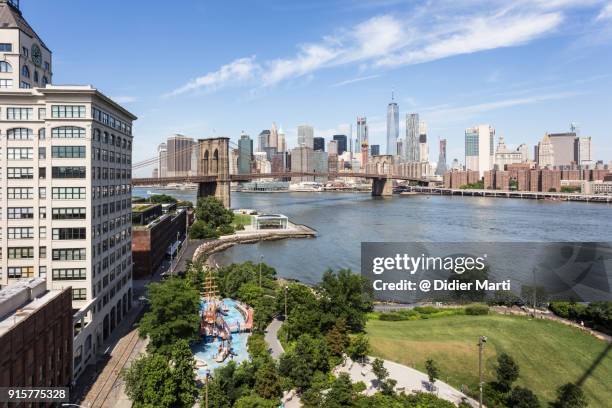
328 140 338 155
291 146 314 182
238 132 253 174
167 134 194 177
536 134 555 168
577 136 593 167
419 122 429 162
435 139 448 176
314 137 325 151
465 125 495 177
356 117 368 154
370 144 380 156
257 130 270 152
332 134 347 155
269 122 279 149
297 124 314 149
547 132 576 166
386 93 399 155
405 113 419 162
278 126 286 152
157 142 167 178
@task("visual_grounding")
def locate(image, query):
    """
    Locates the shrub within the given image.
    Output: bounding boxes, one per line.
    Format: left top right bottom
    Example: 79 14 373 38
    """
218 223 235 236
189 220 219 239
379 313 407 321
465 304 489 315
414 306 438 314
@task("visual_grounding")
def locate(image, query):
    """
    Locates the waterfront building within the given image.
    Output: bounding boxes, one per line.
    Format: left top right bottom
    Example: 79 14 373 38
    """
257 129 270 153
278 126 286 152
328 140 338 155
271 152 289 173
0 278 73 389
370 144 380 156
494 136 524 169
535 133 555 168
465 124 495 177
328 153 339 175
167 134 194 177
451 158 462 171
356 117 368 154
314 136 325 152
577 136 593 167
418 122 429 162
229 148 239 175
313 150 328 183
297 124 314 149
547 132 576 166
405 113 419 162
157 142 167 178
333 134 347 155
237 132 253 174
386 93 399 155
269 122 279 149
443 170 480 188
435 138 447 176
290 146 314 182
132 204 187 278
253 151 271 174
396 139 404 158
263 146 278 161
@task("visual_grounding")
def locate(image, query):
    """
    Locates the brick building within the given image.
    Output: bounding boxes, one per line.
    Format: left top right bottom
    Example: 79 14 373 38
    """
0 278 72 390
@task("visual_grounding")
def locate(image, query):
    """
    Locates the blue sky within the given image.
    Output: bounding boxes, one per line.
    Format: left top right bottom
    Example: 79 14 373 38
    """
24 0 612 176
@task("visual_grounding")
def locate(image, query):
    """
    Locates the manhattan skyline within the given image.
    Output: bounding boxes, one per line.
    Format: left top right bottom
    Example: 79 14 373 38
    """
25 0 612 175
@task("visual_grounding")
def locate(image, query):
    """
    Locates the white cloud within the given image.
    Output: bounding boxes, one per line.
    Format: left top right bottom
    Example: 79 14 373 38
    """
331 74 381 87
597 2 612 20
263 43 340 86
111 95 137 104
167 57 259 96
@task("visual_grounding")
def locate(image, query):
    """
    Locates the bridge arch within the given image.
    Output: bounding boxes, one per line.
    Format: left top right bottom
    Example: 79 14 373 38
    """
201 150 209 175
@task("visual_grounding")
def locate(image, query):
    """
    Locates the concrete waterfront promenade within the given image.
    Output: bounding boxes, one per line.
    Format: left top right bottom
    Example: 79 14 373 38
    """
192 220 317 263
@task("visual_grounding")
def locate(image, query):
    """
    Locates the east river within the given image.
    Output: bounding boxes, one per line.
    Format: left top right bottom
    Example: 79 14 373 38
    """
133 188 612 285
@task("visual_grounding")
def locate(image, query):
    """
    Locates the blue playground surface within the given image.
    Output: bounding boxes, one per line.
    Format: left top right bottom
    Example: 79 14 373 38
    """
192 298 251 376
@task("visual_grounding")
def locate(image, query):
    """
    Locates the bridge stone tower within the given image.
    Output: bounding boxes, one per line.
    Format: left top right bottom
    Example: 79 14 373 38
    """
369 154 395 197
197 137 231 207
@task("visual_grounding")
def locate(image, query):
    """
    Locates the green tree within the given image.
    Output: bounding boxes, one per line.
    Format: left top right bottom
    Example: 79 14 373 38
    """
170 340 197 407
122 353 177 408
195 196 234 228
347 333 370 363
149 194 178 204
425 358 439 387
279 334 329 391
507 386 540 408
138 278 200 355
496 353 520 392
189 219 219 239
254 361 282 400
551 383 588 408
323 373 354 408
371 358 389 385
234 395 279 408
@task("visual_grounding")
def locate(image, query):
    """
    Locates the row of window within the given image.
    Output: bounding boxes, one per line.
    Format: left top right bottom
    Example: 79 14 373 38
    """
51 105 85 119
53 268 86 280
92 108 132 136
6 187 86 200
4 207 87 220
51 166 86 179
52 248 86 261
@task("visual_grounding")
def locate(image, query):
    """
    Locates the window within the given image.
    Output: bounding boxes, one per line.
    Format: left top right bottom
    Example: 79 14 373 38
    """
44 61 50 71
52 146 86 158
39 226 46 239
51 105 85 118
39 167 46 179
7 147 33 160
52 227 86 240
39 187 46 199
21 65 30 78
8 247 34 259
52 248 86 261
0 79 12 88
7 128 33 140
39 246 47 258
52 187 86 199
7 108 33 120
39 207 46 219
72 288 87 300
0 43 12 52
38 108 46 120
0 61 12 72
38 128 46 139
51 126 85 138
22 46 28 57
42 76 48 86
38 147 46 159
8 207 34 219
8 187 33 199
52 166 86 179
20 81 31 89
39 266 47 278
8 266 34 279
52 208 86 220
8 227 34 239
7 167 33 179
33 71 39 83
52 268 86 280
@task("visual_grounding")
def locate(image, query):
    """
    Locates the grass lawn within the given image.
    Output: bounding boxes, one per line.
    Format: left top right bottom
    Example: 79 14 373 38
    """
233 214 252 229
367 313 612 407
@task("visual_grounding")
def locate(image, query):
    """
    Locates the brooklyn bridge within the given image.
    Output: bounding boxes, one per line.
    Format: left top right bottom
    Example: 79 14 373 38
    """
132 137 432 207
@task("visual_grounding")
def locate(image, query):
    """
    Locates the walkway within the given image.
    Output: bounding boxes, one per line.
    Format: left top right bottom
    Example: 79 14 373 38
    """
335 357 478 407
264 318 285 359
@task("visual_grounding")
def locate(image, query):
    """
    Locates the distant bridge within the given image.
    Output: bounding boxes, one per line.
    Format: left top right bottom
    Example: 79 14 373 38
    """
132 137 431 207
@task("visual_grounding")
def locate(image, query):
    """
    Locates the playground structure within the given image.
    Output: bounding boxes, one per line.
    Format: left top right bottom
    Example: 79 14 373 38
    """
200 270 232 362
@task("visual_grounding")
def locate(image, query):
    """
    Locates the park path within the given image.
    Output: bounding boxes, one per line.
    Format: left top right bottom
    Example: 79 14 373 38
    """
264 317 285 359
335 357 479 407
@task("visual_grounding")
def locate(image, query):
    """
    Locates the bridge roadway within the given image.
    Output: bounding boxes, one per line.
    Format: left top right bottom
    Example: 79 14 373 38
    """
132 172 427 186
409 186 612 203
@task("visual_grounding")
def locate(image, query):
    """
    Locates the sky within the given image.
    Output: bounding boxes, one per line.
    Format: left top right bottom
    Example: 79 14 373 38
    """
23 0 612 176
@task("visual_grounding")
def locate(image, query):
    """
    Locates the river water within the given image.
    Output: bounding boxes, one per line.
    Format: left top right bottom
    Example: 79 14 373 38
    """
133 188 612 285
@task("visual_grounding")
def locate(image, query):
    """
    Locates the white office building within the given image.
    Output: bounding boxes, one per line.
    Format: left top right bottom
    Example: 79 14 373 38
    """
465 124 495 177
297 124 314 149
0 0 136 380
